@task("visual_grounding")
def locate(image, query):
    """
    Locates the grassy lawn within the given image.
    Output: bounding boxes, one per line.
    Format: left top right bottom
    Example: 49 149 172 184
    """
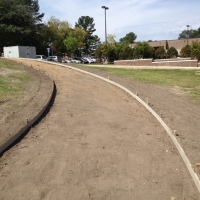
0 59 30 101
1 59 200 104
70 63 200 104
100 67 200 103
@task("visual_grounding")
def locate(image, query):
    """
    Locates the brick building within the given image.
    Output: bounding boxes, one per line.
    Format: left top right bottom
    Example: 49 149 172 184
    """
130 38 200 55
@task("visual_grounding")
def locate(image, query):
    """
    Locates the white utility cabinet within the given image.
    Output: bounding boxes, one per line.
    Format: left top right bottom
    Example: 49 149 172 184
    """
3 46 36 58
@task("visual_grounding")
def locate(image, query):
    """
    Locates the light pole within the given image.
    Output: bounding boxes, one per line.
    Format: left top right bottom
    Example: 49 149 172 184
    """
186 25 190 45
101 6 109 43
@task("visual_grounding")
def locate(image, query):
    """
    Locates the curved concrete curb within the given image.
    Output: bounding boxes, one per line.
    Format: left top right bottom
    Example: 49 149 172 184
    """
0 75 55 155
3 59 199 193
49 62 199 193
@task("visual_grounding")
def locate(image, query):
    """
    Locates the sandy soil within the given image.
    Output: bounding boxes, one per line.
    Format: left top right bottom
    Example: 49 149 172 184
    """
0 59 200 200
0 60 53 147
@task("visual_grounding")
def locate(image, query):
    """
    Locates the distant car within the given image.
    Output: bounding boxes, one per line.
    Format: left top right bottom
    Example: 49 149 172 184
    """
36 55 47 60
62 58 67 63
83 57 94 64
65 59 72 63
89 57 96 63
71 58 80 63
47 56 62 62
73 57 89 64
62 58 71 63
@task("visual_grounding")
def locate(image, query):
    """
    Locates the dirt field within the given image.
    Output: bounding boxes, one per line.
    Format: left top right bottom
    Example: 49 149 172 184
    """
0 59 200 200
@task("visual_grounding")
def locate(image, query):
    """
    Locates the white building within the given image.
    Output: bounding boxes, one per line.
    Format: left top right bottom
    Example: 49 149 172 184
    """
3 46 36 58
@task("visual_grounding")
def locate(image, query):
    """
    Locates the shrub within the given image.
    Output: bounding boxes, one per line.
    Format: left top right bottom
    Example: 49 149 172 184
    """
180 45 191 57
155 46 166 59
190 41 200 61
167 47 178 58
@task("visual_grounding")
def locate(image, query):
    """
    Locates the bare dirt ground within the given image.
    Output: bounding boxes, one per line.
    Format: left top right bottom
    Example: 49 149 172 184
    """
0 59 200 200
0 59 53 148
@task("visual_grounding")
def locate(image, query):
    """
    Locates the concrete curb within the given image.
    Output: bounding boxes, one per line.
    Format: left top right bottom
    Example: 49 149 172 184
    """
0 73 55 154
2 59 199 193
51 62 200 193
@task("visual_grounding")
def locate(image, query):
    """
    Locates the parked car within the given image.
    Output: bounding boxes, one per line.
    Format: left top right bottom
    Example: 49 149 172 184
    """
89 57 96 63
47 56 62 62
83 57 94 64
62 58 71 63
62 58 67 63
71 58 80 63
36 55 47 60
73 57 89 64
65 59 72 63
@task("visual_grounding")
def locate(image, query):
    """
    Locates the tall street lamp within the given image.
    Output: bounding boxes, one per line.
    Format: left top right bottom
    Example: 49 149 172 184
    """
186 25 190 45
101 6 109 43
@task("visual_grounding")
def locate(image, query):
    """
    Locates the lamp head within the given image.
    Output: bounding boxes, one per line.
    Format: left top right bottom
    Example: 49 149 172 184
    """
102 6 109 9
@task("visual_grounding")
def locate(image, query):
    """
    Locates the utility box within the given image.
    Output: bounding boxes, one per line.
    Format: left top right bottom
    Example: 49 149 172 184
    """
3 46 36 59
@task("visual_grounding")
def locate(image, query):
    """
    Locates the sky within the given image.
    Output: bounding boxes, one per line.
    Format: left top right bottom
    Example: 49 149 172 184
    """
38 0 200 43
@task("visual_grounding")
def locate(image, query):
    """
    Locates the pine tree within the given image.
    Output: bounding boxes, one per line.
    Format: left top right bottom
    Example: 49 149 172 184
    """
0 0 44 49
75 16 100 55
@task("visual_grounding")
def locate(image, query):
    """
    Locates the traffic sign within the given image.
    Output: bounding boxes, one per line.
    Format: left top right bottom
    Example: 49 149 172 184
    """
50 44 54 51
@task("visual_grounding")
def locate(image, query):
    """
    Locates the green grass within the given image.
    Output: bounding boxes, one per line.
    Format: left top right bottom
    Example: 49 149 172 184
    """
85 66 200 104
66 63 200 103
0 59 30 100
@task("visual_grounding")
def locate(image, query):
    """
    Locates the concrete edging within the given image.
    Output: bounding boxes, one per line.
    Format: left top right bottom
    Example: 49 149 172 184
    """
51 62 200 193
1 58 199 193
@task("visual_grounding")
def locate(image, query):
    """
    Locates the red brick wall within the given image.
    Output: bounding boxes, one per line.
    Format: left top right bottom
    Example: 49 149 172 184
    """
152 60 198 67
114 59 153 66
114 59 198 67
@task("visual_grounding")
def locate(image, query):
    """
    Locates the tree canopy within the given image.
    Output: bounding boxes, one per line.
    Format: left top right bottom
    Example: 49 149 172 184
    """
178 27 200 39
190 41 200 61
133 42 154 59
119 32 137 46
0 0 44 50
75 16 100 55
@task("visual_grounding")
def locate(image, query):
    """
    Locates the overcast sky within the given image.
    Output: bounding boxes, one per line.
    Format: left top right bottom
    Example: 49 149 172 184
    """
39 0 200 42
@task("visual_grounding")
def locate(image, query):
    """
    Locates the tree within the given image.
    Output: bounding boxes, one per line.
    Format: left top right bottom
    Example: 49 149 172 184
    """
119 46 133 60
64 27 87 56
180 45 191 58
119 32 137 46
94 44 104 62
178 27 200 39
0 0 44 49
146 46 155 58
95 42 121 63
133 42 154 59
75 16 100 55
190 41 200 61
107 34 116 44
167 47 178 58
155 46 166 59
27 0 44 24
47 17 71 56
89 35 101 56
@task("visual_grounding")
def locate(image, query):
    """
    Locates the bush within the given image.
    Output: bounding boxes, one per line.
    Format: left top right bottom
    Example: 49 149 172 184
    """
167 47 178 58
133 42 154 59
180 45 191 57
155 46 166 59
190 41 200 61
